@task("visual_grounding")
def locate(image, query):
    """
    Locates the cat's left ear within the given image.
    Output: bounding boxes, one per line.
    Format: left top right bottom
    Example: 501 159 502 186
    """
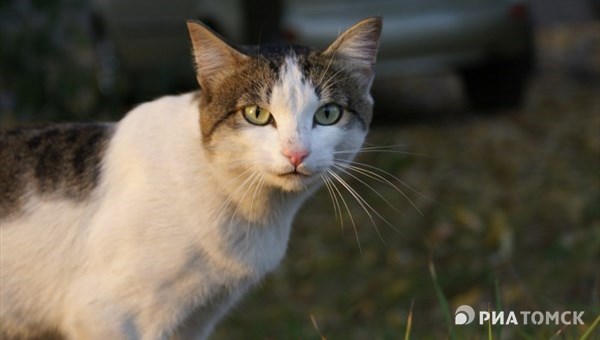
187 20 248 90
322 17 382 85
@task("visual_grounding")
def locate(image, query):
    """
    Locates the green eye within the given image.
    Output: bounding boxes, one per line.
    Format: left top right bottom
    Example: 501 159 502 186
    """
314 104 342 126
242 105 272 126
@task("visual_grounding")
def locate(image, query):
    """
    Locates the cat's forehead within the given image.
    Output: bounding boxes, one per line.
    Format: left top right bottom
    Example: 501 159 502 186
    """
237 45 362 105
201 45 329 109
239 44 330 88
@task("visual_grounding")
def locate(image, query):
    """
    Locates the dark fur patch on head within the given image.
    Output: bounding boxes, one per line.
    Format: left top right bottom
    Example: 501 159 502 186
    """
197 47 281 145
0 123 114 220
303 52 374 128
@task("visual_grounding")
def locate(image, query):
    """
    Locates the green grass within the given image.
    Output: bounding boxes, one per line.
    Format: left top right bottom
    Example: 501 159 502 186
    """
580 316 600 340
493 277 503 340
429 260 456 340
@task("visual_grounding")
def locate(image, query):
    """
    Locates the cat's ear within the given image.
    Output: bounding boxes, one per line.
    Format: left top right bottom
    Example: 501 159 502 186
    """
322 17 382 84
187 20 248 90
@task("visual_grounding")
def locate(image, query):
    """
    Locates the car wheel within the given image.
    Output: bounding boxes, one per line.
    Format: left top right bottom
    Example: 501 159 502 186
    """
460 56 533 112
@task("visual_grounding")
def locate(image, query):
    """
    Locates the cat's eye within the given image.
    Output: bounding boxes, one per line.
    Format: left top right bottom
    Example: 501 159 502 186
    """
242 105 272 126
314 104 342 126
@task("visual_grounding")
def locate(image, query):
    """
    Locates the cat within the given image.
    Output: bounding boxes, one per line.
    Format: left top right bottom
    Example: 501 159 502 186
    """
0 16 382 339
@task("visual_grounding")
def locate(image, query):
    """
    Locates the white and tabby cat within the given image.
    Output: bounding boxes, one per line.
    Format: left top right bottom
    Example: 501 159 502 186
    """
0 17 382 339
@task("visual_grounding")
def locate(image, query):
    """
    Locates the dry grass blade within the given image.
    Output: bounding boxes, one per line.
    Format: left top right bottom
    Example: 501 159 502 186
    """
310 314 327 340
404 299 414 340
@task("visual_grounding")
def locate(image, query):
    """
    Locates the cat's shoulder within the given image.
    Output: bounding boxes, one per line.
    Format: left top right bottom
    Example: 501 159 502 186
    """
116 91 201 143
124 92 199 121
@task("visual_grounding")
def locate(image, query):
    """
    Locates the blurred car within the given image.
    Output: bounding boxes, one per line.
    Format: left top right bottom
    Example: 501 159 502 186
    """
92 0 534 110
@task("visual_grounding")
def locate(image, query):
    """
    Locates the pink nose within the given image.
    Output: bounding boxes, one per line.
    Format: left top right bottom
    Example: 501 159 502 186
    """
282 148 309 168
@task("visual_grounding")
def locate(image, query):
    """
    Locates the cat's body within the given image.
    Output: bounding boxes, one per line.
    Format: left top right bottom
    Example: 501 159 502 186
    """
1 95 298 338
0 18 382 339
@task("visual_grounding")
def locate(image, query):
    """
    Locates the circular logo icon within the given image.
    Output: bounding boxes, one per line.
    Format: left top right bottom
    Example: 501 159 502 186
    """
455 305 476 325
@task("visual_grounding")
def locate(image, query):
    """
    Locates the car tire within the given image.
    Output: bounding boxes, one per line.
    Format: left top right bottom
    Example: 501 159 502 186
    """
460 56 532 112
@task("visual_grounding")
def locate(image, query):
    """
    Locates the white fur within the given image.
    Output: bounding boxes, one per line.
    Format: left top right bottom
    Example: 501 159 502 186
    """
1 57 368 339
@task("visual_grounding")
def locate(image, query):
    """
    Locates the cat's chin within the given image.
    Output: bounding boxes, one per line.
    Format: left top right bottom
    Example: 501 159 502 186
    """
271 172 320 193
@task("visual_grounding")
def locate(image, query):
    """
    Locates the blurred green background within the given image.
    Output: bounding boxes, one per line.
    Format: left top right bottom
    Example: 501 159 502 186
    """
1 0 598 339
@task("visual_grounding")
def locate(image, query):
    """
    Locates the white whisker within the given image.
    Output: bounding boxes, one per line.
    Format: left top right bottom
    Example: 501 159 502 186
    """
332 163 402 217
344 159 434 206
225 172 262 229
317 48 337 88
320 74 355 94
329 169 400 235
249 174 266 220
213 169 256 223
325 171 362 253
321 174 343 229
319 65 352 93
334 149 430 157
328 170 387 246
339 162 424 216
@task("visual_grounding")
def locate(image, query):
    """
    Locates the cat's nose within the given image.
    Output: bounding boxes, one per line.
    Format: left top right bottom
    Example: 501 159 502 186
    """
282 148 309 168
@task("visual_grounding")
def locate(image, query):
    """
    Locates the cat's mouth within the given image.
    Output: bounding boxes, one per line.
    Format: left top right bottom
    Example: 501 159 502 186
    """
270 166 322 191
277 169 311 178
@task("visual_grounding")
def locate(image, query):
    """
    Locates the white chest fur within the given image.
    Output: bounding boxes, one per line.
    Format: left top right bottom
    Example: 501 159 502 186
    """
80 94 303 337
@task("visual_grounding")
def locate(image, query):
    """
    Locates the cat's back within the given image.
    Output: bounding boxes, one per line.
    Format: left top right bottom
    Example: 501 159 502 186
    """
0 123 114 220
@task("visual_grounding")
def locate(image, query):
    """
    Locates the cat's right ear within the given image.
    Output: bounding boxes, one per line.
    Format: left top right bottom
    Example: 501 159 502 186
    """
187 20 248 90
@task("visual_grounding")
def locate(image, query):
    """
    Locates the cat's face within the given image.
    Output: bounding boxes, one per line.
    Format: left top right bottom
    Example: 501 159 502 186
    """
188 18 381 192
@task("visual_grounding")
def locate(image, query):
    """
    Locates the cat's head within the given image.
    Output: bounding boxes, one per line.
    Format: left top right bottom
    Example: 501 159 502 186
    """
187 17 381 193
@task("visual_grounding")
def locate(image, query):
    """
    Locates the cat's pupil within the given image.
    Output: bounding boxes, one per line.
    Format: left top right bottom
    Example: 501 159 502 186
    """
324 108 330 118
255 108 261 118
